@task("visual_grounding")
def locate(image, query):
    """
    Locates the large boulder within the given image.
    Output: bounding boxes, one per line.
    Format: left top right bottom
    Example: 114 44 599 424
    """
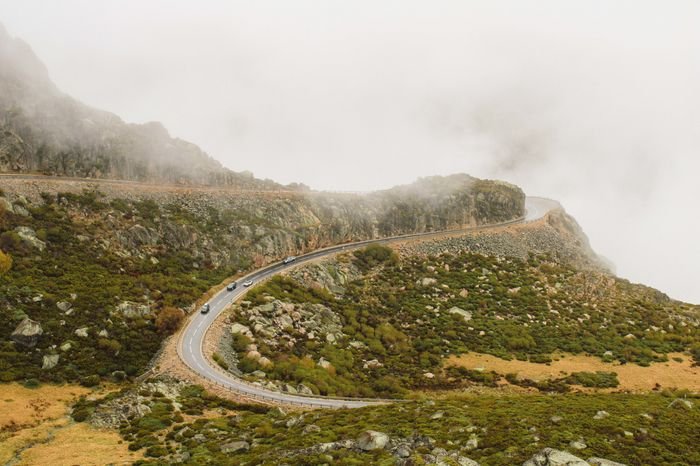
357 430 389 451
11 318 43 347
522 448 589 466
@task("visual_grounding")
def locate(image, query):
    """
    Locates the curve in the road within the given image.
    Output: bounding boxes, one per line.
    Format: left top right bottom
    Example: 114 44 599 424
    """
178 197 560 408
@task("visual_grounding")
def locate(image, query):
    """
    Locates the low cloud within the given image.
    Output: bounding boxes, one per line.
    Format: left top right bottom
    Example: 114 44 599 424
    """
1 0 698 302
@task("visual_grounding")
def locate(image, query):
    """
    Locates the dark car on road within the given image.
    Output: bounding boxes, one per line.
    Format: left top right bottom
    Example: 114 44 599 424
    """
226 282 237 291
201 303 210 314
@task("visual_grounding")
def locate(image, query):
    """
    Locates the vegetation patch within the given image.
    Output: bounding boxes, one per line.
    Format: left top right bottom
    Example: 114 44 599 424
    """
80 382 700 466
221 249 699 397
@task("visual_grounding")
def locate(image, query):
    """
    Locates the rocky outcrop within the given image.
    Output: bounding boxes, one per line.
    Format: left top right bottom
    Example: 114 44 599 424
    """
288 260 361 296
398 207 608 272
291 430 479 465
89 378 186 429
11 317 43 347
2 173 525 275
234 299 343 349
523 448 626 466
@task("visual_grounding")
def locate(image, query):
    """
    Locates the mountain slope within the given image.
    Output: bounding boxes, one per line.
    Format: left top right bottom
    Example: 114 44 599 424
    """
0 23 277 188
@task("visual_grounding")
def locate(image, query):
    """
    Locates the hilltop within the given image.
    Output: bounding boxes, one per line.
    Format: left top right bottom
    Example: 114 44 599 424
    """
0 23 278 188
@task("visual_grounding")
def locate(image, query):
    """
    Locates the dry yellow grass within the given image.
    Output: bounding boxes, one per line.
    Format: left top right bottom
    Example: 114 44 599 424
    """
0 383 89 428
447 352 700 391
17 422 140 466
0 383 141 465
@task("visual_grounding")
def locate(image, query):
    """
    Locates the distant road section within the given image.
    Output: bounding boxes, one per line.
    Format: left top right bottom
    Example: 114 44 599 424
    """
178 196 558 408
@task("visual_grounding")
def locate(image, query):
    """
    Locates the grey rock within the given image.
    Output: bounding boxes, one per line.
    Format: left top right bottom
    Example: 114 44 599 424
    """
42 354 60 369
220 440 250 453
282 384 298 394
363 359 383 369
522 448 589 466
417 277 438 287
13 204 30 217
593 410 609 420
430 411 444 420
60 342 72 352
297 383 314 395
668 398 694 410
11 318 43 347
448 306 472 321
395 444 412 458
457 457 481 466
317 357 333 369
587 458 627 466
231 323 253 337
285 415 304 428
56 301 72 312
74 327 89 338
302 424 321 435
15 226 45 251
115 301 152 318
569 439 587 450
357 430 390 451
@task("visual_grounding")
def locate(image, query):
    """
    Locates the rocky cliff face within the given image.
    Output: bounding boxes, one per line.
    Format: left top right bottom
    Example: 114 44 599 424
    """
0 24 278 188
1 174 524 269
396 205 608 272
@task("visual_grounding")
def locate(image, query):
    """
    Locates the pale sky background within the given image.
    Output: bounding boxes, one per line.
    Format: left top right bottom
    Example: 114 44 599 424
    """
1 1 699 303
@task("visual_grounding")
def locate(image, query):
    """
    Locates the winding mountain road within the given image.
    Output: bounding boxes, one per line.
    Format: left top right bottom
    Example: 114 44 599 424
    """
178 197 559 408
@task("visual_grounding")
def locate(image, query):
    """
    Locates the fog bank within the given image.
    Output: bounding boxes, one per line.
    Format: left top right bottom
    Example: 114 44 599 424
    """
1 0 698 302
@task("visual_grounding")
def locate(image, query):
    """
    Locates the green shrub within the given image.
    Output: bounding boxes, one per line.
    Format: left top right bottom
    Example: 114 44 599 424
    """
213 352 229 370
566 371 620 388
22 378 41 389
353 244 397 271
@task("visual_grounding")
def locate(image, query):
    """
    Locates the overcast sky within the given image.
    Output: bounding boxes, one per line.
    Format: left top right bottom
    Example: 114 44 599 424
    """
1 0 698 303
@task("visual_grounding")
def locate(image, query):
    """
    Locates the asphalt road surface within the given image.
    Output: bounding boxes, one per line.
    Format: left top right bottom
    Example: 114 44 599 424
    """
178 196 559 408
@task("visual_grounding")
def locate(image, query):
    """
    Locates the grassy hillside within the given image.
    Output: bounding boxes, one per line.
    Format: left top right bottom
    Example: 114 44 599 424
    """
70 378 700 465
0 176 523 386
219 246 699 398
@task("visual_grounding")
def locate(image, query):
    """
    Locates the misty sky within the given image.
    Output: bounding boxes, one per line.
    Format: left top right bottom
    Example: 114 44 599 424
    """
1 0 699 304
